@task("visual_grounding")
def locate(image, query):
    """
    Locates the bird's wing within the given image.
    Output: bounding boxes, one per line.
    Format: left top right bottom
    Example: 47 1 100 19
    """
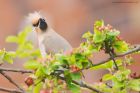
43 29 72 53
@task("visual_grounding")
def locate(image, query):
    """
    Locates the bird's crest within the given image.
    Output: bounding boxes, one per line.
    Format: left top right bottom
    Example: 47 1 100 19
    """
28 12 43 26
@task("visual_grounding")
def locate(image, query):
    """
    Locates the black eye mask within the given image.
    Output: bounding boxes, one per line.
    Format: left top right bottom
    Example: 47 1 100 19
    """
39 18 48 31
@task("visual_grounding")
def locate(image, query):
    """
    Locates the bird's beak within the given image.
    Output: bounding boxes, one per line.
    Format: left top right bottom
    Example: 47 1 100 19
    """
34 27 42 33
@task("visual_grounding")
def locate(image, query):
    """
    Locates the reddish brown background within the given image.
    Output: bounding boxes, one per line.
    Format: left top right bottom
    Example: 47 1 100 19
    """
0 0 140 93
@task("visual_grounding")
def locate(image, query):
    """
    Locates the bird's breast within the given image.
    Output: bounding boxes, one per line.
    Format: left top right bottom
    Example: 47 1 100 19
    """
40 30 72 53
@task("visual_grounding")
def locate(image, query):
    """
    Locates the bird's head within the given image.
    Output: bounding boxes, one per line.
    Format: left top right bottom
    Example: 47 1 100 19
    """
28 12 48 33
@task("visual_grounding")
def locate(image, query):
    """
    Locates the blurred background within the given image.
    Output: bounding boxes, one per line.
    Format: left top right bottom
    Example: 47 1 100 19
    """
0 0 140 93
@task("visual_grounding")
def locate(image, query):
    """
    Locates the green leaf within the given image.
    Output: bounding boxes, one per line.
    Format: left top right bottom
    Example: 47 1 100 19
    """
94 20 104 34
0 50 6 63
114 69 131 82
75 61 83 69
55 54 68 65
71 72 81 80
8 51 16 57
51 62 61 70
67 83 80 93
107 30 120 37
102 74 113 81
6 36 18 43
82 31 93 39
3 53 14 64
33 82 43 93
83 49 93 56
35 66 46 77
30 49 41 57
82 61 90 68
44 68 52 75
64 70 72 84
88 44 101 52
94 20 104 27
93 31 106 43
91 59 122 70
72 53 87 69
82 44 101 56
128 79 140 91
113 41 129 53
16 50 30 58
69 54 76 64
24 42 33 50
24 60 41 70
91 60 113 70
18 26 32 44
75 53 85 60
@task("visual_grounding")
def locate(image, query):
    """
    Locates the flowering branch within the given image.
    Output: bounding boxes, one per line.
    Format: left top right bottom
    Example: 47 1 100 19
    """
0 45 140 93
86 45 140 69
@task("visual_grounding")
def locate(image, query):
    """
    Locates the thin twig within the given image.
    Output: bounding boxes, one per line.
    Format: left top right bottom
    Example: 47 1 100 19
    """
58 76 104 93
0 67 33 73
0 71 24 92
117 45 140 57
105 83 112 88
86 45 140 69
0 87 22 93
109 52 118 70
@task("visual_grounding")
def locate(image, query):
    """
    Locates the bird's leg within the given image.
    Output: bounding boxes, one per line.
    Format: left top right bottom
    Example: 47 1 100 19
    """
39 42 47 64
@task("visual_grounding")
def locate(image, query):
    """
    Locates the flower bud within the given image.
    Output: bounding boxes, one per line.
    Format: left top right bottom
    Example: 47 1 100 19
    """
24 77 34 87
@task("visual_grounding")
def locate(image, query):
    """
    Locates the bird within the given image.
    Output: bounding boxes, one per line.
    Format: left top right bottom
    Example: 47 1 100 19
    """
28 12 72 57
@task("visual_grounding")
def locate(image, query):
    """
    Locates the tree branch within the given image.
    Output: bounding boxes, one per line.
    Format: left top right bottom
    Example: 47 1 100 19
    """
0 71 24 92
58 75 104 93
116 45 140 57
0 87 22 93
109 51 118 70
0 67 33 73
86 45 140 69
